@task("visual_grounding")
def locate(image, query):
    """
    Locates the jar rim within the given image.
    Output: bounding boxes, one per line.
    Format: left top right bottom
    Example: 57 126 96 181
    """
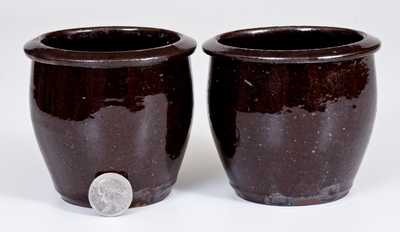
24 26 196 68
203 26 380 63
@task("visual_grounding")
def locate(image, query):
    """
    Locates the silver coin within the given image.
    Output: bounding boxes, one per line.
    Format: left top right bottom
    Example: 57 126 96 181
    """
88 173 133 217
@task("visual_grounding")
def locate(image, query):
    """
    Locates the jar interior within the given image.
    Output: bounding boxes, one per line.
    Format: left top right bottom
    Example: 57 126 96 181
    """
219 28 364 50
42 28 180 52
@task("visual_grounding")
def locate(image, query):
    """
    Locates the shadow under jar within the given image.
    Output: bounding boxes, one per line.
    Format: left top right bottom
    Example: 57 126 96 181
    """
24 26 196 207
204 26 380 206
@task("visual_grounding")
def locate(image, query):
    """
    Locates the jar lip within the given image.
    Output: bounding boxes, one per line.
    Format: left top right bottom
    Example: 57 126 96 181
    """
24 26 196 68
203 26 380 63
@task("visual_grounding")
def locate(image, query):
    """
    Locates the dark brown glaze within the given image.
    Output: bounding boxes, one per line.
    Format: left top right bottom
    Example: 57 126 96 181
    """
204 26 380 206
25 27 196 207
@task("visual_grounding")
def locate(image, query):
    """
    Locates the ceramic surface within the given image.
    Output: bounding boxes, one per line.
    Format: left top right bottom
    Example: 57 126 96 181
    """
25 26 196 207
204 26 380 205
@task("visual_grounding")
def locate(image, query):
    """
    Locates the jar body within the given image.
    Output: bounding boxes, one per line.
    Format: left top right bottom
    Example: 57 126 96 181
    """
30 57 193 207
208 56 377 205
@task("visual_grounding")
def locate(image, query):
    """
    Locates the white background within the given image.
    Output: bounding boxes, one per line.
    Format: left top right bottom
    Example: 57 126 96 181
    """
0 0 398 231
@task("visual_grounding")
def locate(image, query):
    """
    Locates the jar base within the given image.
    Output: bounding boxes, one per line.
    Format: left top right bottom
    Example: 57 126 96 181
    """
234 187 350 206
61 182 174 208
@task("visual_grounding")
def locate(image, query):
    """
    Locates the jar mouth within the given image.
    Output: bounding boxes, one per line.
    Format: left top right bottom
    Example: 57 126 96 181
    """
203 26 380 63
24 26 196 68
41 27 181 52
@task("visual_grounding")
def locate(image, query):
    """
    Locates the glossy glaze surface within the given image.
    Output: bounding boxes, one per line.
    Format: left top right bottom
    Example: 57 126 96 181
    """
204 26 380 206
25 27 196 207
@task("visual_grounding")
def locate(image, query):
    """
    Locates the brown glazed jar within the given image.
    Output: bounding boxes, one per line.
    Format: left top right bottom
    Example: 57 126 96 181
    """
24 26 196 207
204 26 380 206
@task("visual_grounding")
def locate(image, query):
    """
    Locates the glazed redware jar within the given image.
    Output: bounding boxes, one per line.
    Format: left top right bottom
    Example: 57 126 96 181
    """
204 26 380 205
25 26 196 207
